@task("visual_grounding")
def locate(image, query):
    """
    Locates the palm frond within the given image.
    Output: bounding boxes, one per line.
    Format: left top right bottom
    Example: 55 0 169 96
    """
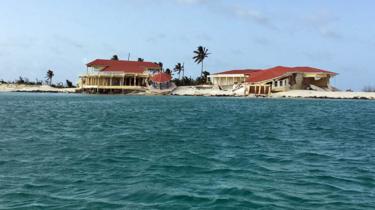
193 46 209 67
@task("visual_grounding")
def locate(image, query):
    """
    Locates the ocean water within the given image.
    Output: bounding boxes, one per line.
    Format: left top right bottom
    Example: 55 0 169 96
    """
0 93 375 210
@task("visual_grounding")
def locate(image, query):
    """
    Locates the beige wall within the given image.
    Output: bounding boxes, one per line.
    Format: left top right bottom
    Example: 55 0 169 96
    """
209 75 246 86
81 75 148 87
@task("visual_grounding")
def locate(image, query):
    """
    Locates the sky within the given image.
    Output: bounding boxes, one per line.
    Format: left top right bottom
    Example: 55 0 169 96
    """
0 0 374 90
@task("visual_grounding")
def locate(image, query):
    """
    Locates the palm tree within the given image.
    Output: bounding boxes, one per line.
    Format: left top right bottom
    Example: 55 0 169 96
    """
193 46 210 76
158 62 163 72
182 63 185 78
165 68 172 75
174 63 184 79
46 70 54 85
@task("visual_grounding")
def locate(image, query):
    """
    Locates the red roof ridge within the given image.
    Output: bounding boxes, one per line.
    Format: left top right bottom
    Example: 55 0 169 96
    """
86 59 160 74
86 59 158 66
214 69 262 75
246 66 337 83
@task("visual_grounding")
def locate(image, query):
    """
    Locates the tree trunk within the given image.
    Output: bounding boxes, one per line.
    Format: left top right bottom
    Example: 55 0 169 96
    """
182 63 185 78
201 61 204 76
182 70 184 86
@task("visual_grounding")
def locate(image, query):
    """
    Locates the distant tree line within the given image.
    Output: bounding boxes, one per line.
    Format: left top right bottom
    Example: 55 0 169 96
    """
171 46 211 86
0 69 75 88
363 86 375 92
0 77 44 85
172 71 211 86
152 61 211 86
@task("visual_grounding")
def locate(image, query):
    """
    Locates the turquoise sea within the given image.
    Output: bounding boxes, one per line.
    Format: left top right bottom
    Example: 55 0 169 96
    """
1 93 375 209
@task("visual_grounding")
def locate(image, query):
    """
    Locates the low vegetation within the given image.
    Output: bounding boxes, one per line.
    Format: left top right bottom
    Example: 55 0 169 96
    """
0 69 75 88
363 86 375 92
172 71 211 86
66 80 75 88
0 77 43 85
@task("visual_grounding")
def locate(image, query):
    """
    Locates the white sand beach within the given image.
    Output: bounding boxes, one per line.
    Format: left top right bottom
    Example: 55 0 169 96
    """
1 84 374 99
172 86 238 96
172 86 375 100
272 90 375 100
0 84 76 93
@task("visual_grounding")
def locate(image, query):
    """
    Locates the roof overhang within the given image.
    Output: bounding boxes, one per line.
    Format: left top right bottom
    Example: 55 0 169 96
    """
303 72 337 78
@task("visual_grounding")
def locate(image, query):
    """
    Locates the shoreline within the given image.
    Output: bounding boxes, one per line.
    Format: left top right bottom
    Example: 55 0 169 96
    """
1 84 375 100
0 84 76 93
271 90 375 100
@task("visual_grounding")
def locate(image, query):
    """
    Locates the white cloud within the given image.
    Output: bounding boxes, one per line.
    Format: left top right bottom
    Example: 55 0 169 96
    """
305 11 341 39
176 0 208 5
174 0 274 28
230 6 270 26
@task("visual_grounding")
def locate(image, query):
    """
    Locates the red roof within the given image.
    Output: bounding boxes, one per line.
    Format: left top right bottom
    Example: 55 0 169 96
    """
214 69 262 75
246 66 337 83
150 72 172 83
87 59 160 74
